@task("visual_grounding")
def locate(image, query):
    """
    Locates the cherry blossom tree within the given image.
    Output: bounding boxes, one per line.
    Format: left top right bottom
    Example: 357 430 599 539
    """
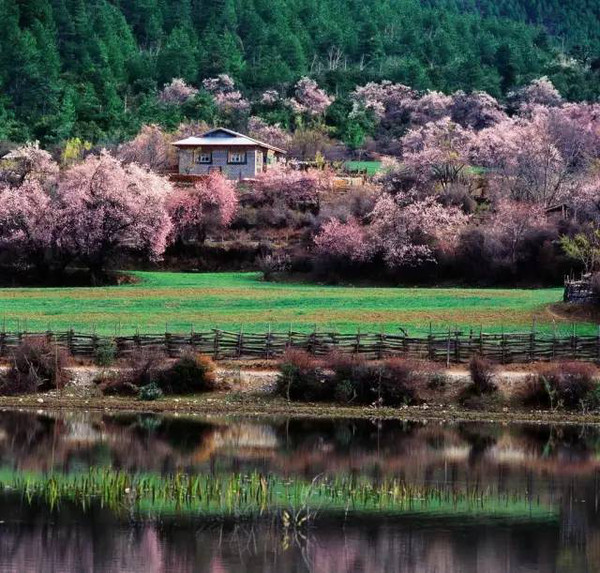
55 152 173 275
350 81 414 123
473 112 574 207
369 193 469 267
0 180 55 269
247 117 291 150
167 172 238 243
202 74 249 114
401 118 476 190
313 218 372 263
116 125 173 171
288 77 334 117
487 198 549 265
260 90 280 105
252 165 333 207
509 77 563 111
409 91 453 125
450 91 507 130
0 144 59 190
158 78 198 105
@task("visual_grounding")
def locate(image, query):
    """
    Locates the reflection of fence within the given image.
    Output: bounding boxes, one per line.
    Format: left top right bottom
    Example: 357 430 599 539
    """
1 329 600 364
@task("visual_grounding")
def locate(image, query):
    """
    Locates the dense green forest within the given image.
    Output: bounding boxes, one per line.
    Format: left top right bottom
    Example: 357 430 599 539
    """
1 0 600 145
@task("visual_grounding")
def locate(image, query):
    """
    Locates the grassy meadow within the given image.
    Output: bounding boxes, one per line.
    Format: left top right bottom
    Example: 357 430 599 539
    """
0 271 590 335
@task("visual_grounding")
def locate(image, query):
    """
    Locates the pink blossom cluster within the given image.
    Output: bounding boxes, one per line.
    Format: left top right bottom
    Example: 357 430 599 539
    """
252 165 334 206
288 77 334 116
0 149 246 272
247 117 291 150
202 74 250 113
167 172 238 243
158 78 198 105
314 218 372 263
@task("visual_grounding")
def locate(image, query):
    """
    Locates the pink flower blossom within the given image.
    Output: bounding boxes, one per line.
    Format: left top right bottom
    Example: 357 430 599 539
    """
167 172 238 243
55 152 173 269
158 78 198 105
288 77 334 116
370 193 469 267
314 218 372 262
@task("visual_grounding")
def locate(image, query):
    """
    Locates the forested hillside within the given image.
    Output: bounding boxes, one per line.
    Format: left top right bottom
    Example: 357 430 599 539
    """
1 0 600 144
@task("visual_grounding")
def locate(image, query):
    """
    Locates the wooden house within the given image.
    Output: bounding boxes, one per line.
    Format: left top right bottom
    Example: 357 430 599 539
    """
172 127 286 180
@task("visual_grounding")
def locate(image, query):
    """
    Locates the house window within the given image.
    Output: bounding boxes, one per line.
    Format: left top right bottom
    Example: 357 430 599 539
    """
196 151 211 164
228 151 246 164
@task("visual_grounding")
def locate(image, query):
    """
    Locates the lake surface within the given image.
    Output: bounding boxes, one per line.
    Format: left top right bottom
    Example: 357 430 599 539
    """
0 410 598 572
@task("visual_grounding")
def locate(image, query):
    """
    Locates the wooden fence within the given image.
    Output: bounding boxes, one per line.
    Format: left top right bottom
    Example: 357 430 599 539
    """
1 329 600 364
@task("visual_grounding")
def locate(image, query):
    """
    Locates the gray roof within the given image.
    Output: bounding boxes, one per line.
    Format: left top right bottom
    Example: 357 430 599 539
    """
172 127 286 154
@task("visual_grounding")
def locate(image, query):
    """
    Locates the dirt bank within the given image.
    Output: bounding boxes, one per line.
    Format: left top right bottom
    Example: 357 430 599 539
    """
0 363 598 425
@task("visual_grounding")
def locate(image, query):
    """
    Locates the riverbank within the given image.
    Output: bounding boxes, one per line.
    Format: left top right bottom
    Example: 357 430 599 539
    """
4 386 600 426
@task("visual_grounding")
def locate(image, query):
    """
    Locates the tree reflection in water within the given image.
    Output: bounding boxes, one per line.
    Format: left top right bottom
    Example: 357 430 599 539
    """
0 410 597 572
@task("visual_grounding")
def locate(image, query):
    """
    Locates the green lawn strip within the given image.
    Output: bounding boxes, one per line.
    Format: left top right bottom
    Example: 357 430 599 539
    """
0 467 556 521
0 271 590 335
343 161 382 175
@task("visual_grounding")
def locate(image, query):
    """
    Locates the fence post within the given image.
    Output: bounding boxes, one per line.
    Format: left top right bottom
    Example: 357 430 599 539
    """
454 329 460 364
265 324 272 359
446 328 451 368
428 323 433 361
67 328 75 356
213 329 221 360
237 326 244 358
501 327 506 365
378 331 385 360
355 328 361 355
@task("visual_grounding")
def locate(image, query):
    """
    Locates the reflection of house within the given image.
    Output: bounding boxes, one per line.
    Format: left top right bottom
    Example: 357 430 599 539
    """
172 127 286 180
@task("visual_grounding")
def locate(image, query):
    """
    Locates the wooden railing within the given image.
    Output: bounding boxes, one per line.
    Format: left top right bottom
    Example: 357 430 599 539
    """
1 329 600 364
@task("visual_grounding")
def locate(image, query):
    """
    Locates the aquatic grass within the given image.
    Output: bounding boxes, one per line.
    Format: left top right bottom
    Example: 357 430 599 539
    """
0 468 557 522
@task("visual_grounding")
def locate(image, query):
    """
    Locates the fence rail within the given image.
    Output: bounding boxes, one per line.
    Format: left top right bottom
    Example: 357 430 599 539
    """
1 329 600 364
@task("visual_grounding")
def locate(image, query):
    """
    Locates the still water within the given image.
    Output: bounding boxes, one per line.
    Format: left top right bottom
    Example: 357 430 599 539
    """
0 410 597 572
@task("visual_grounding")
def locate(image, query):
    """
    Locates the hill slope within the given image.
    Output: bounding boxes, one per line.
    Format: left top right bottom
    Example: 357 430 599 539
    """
0 0 599 144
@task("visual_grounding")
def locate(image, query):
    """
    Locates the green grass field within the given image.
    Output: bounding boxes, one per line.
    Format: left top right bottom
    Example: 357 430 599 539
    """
0 271 591 335
343 160 382 175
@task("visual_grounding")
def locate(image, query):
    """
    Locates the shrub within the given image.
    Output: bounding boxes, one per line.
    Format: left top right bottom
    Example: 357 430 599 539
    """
0 337 70 395
98 348 165 396
458 355 499 408
139 382 164 401
375 358 427 406
329 354 430 406
276 349 330 401
468 355 497 395
94 339 117 367
98 376 140 397
159 353 217 395
519 362 597 410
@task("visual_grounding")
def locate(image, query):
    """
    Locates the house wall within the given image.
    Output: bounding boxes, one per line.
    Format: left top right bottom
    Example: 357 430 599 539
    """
178 147 258 179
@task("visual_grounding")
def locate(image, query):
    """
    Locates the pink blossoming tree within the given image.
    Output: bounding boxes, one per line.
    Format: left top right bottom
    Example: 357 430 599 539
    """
158 78 198 105
401 119 475 190
288 77 334 117
247 117 291 150
314 218 372 263
370 193 469 267
55 152 173 275
116 125 173 171
0 144 59 190
0 180 55 269
167 172 238 243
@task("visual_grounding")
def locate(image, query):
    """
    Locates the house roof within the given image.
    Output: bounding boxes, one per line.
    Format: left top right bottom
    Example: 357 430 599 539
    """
172 127 286 154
